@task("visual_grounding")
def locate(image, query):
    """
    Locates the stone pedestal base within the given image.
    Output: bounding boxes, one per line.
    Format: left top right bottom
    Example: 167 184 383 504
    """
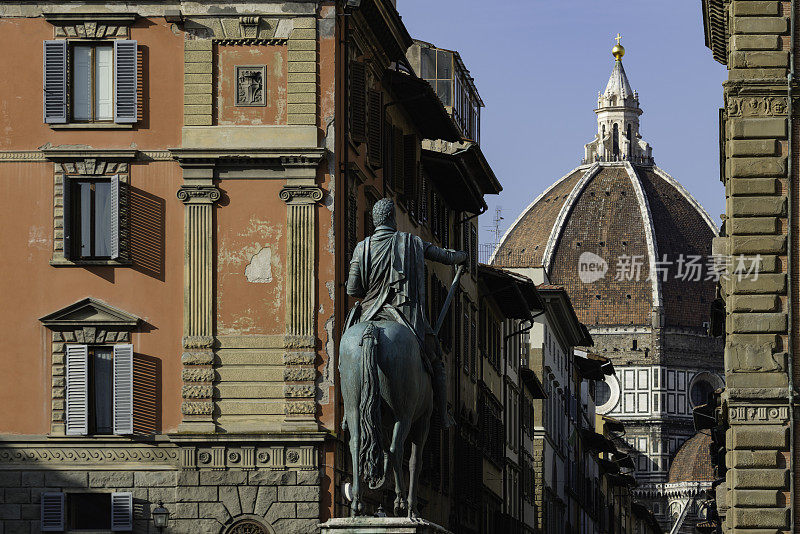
319 517 452 534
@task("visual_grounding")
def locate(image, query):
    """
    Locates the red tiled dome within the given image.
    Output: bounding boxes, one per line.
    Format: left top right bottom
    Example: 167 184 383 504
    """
668 432 715 483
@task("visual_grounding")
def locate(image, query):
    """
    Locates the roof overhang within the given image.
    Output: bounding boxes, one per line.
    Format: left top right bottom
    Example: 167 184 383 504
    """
581 428 617 454
701 0 728 65
422 148 486 213
478 264 542 318
520 367 547 399
601 416 625 435
575 354 606 381
359 0 413 64
537 286 593 347
383 69 462 143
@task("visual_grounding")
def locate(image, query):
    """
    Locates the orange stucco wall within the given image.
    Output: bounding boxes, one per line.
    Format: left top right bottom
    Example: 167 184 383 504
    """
216 180 287 336
0 16 185 435
0 17 183 150
0 161 184 435
216 43 288 126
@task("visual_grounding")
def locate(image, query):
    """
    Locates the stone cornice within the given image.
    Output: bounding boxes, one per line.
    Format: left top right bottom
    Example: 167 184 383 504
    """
42 148 138 161
169 148 324 165
44 12 138 25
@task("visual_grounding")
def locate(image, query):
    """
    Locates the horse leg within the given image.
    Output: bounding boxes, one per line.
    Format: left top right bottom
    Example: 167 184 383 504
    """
347 409 362 516
408 415 430 520
390 419 411 516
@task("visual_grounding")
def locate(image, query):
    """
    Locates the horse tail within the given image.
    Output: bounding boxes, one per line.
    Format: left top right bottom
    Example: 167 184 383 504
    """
358 323 385 490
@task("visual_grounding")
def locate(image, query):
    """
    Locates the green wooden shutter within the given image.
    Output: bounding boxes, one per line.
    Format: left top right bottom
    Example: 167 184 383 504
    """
65 344 88 436
367 89 383 168
111 492 133 531
113 344 133 435
40 492 65 531
114 40 138 123
349 61 367 143
43 40 67 124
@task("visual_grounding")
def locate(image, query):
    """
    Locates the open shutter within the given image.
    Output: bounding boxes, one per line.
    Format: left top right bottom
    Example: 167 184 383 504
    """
114 40 138 123
62 177 72 260
110 175 120 260
41 492 65 532
43 40 67 124
393 126 404 194
349 61 367 143
113 344 134 435
65 345 88 436
403 134 418 209
367 89 383 168
111 492 133 531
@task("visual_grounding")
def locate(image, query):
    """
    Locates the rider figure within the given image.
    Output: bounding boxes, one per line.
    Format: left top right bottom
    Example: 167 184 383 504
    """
346 198 467 429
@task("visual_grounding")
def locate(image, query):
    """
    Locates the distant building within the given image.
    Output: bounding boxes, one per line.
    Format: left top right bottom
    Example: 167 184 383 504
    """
492 40 723 531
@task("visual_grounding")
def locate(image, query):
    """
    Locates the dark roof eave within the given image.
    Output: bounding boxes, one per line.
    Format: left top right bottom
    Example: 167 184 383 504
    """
521 367 547 398
361 0 413 63
383 70 462 143
456 143 502 195
478 264 543 316
422 149 487 213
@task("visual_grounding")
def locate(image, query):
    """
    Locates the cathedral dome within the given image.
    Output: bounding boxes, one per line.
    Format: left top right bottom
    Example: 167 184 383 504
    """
667 432 714 483
492 46 717 331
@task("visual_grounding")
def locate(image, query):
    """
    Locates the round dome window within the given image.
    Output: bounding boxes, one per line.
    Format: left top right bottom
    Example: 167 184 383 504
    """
688 372 724 408
595 375 620 415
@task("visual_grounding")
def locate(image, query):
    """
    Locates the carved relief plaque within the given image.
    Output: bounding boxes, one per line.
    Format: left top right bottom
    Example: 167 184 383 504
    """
235 65 267 107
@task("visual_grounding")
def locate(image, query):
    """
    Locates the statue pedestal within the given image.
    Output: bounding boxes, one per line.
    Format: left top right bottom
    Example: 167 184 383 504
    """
319 517 453 534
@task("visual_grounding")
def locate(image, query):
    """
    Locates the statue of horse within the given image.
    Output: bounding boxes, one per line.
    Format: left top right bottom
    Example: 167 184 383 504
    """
339 319 433 518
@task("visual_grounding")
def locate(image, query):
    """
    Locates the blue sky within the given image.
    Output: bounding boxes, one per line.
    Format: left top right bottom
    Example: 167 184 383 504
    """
399 0 728 244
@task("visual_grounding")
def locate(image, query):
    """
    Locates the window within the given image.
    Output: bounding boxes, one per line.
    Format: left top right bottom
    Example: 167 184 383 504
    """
65 176 120 260
44 40 138 125
65 344 133 436
41 492 132 532
420 47 452 105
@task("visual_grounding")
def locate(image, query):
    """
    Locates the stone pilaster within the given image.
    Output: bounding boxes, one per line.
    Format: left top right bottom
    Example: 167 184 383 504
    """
184 39 213 126
287 17 317 126
280 183 323 431
719 2 792 532
177 167 220 433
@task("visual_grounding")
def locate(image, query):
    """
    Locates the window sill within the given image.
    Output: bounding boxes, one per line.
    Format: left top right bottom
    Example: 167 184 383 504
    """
50 123 134 130
50 258 131 267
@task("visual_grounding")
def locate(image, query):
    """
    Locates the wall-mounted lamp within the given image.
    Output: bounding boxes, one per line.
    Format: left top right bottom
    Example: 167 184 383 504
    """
151 501 170 531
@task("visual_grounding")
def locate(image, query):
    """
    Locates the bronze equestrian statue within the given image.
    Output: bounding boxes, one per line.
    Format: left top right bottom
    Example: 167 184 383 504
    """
339 198 466 518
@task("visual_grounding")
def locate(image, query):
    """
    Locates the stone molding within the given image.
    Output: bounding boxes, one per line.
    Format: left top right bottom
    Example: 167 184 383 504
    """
44 12 136 40
279 185 323 205
0 150 171 162
0 444 178 468
726 95 788 117
176 184 222 204
728 404 789 424
179 444 317 471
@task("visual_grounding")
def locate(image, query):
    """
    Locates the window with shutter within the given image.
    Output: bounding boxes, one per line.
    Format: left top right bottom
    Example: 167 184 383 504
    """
114 40 138 123
403 134 417 214
393 126 404 194
111 492 133 531
367 89 383 168
113 344 133 435
470 223 478 277
349 61 367 143
383 116 393 193
65 345 89 436
41 492 65 532
43 41 68 123
346 177 358 260
110 174 120 260
65 175 121 261
418 168 429 225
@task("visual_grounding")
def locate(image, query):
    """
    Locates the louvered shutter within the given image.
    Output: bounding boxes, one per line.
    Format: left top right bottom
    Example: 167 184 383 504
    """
110 175 120 260
65 345 89 436
349 61 367 143
367 89 383 168
113 344 134 435
43 40 67 124
403 134 418 211
63 178 72 260
393 126 404 194
41 492 65 531
114 40 138 123
383 118 393 191
111 492 133 531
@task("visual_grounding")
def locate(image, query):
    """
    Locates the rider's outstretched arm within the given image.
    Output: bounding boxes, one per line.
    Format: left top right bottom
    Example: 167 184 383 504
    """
424 243 468 266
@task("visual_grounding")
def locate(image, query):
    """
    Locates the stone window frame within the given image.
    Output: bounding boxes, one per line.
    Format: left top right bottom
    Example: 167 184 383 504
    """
43 12 139 130
45 150 135 267
40 297 140 436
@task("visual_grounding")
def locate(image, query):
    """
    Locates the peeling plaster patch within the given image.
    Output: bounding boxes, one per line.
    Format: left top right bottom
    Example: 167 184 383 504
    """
28 226 48 248
316 314 335 405
275 86 287 124
326 280 335 303
319 8 335 37
245 247 273 283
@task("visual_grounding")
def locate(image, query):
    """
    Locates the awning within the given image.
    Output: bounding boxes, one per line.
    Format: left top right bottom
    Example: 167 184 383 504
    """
598 458 619 475
607 473 637 488
580 428 617 453
422 148 486 213
575 355 606 381
602 416 625 434
477 264 543 318
383 69 462 143
613 453 635 471
521 367 546 399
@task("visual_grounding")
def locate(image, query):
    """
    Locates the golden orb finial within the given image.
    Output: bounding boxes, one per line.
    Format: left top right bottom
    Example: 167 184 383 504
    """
612 33 625 60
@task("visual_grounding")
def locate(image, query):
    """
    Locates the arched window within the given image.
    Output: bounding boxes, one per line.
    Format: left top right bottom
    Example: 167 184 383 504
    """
612 123 620 159
626 123 633 157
